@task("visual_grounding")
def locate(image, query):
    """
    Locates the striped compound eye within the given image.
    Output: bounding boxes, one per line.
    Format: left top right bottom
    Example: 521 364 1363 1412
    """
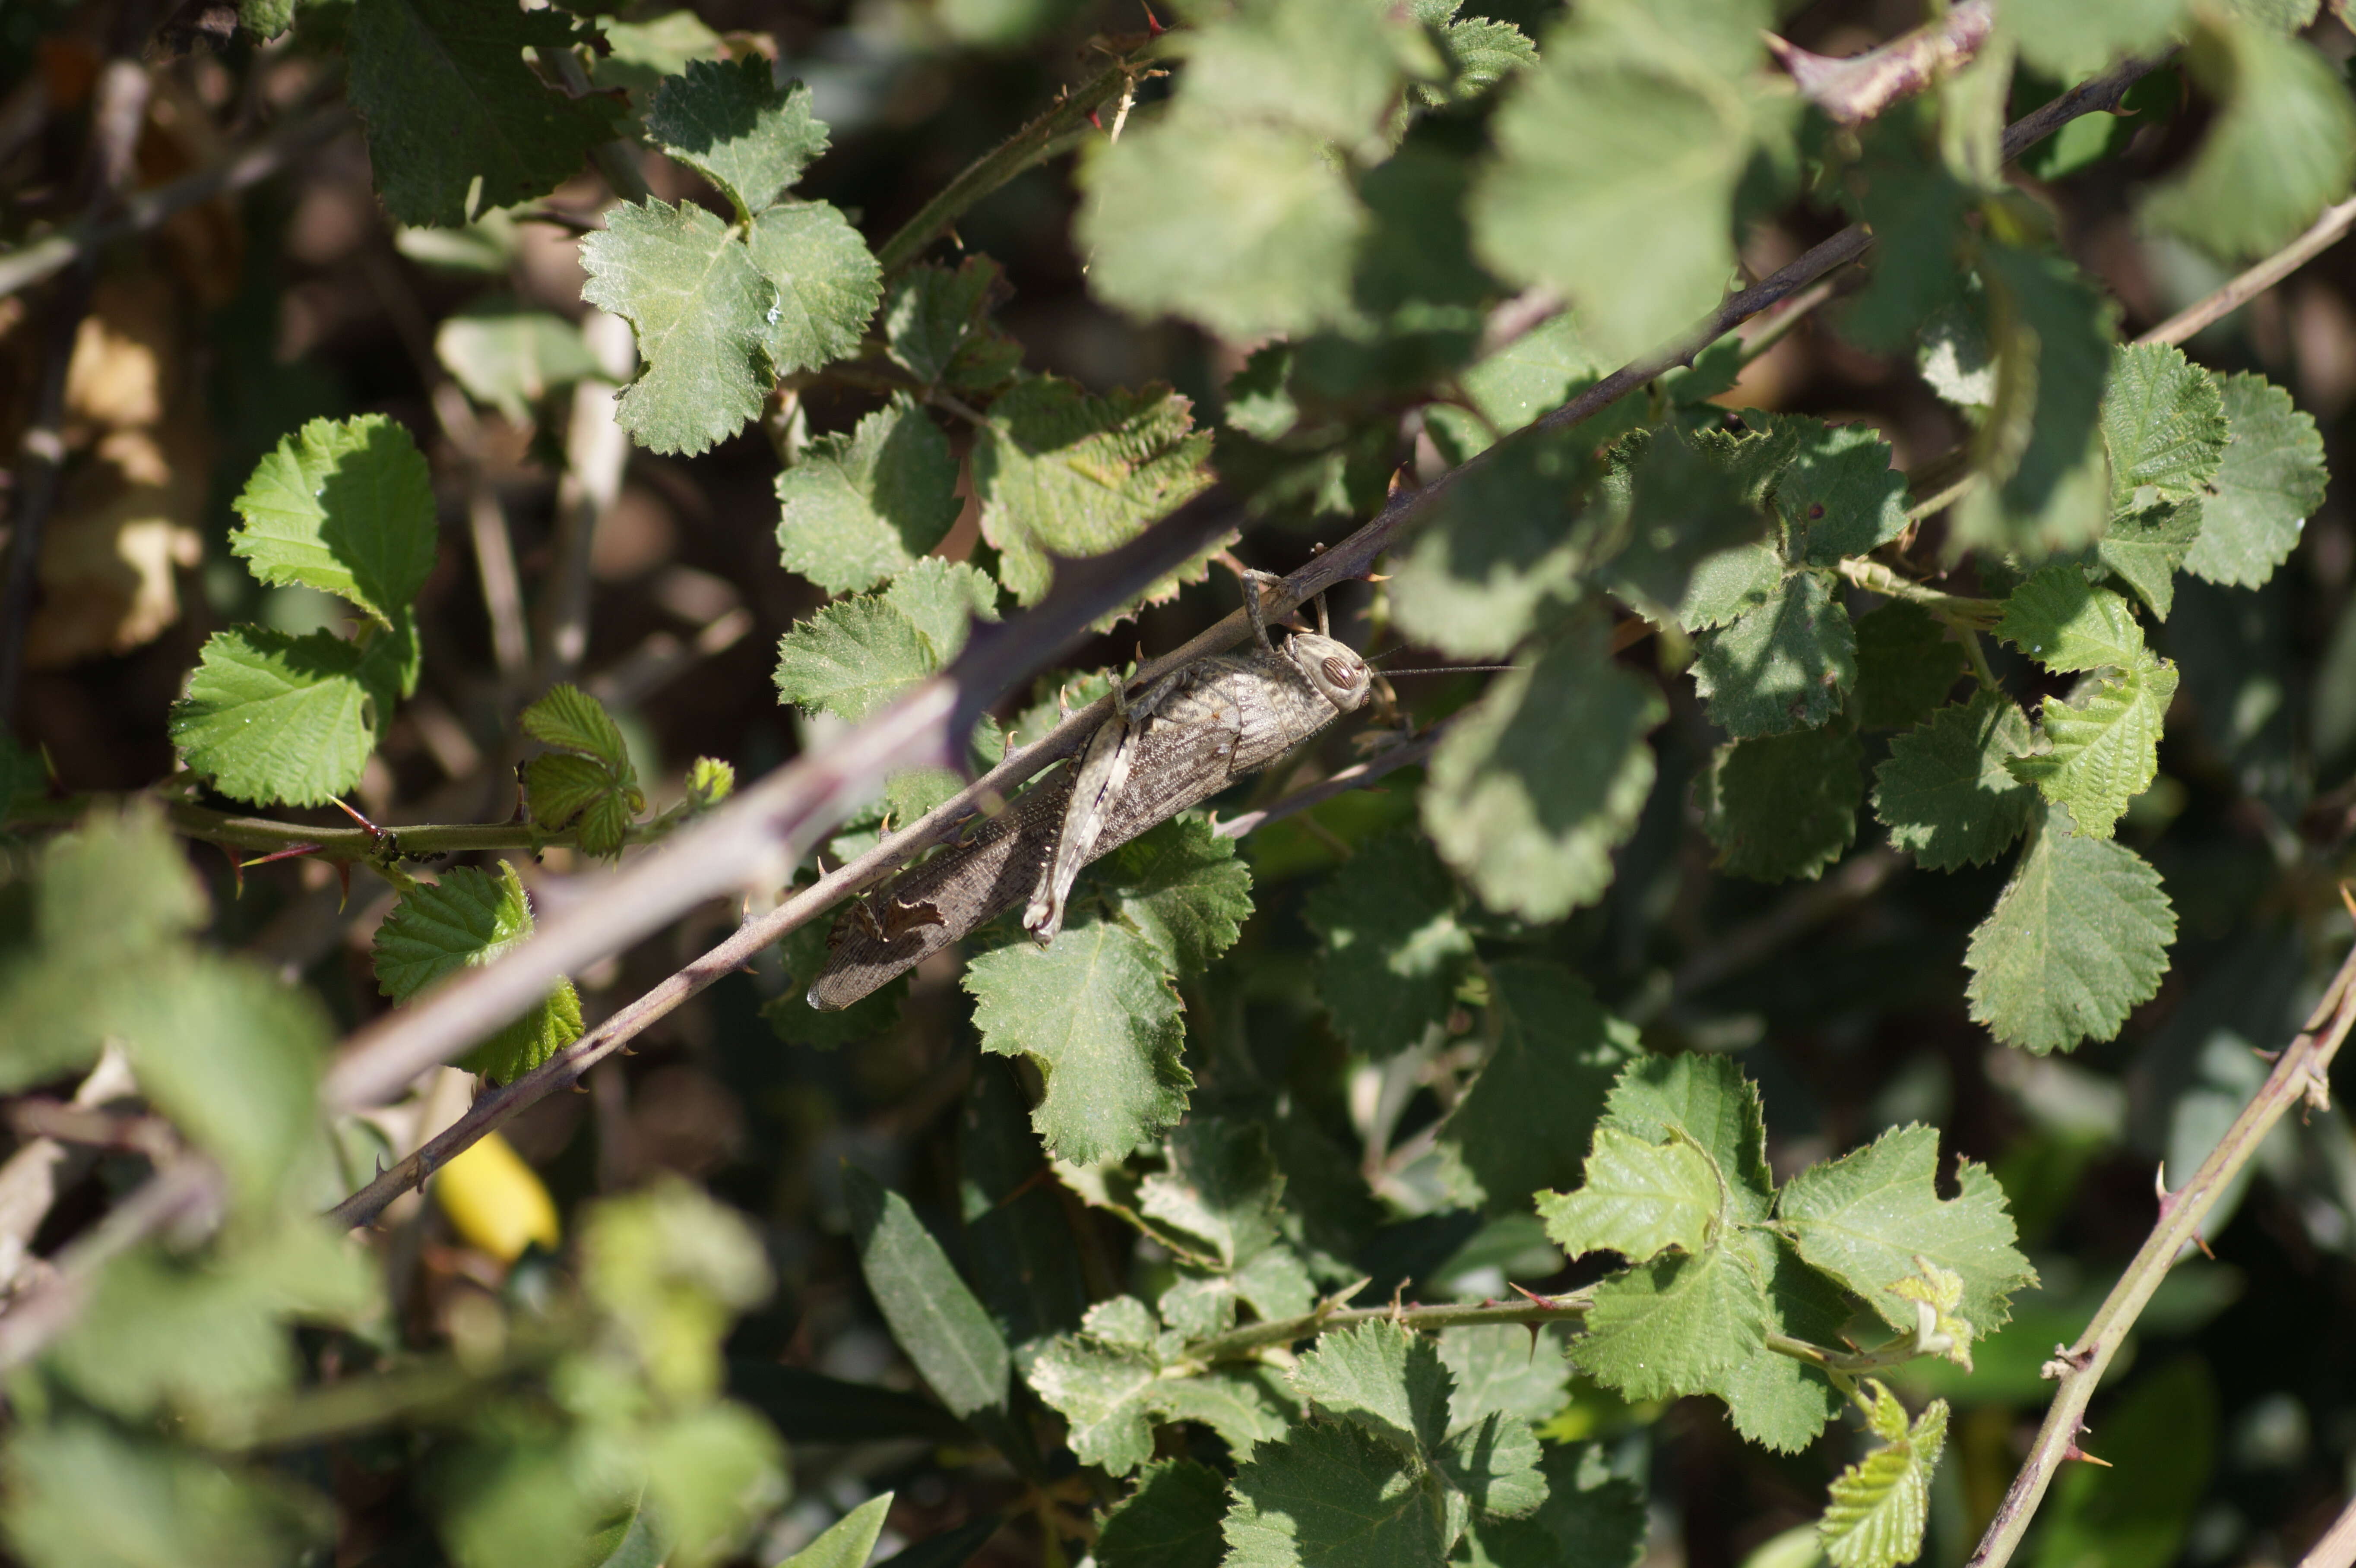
1322 654 1359 687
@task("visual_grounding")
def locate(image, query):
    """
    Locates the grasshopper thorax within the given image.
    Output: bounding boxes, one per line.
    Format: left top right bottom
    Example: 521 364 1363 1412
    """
1282 632 1372 714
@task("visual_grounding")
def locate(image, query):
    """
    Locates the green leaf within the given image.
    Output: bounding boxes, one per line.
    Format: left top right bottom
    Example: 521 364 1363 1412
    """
1455 1442 1647 1568
1390 427 1596 658
1597 430 1767 629
1096 1460 1229 1568
1291 1321 1454 1461
1435 1411 1548 1521
1305 828 1474 1059
1672 543 1784 633
775 401 961 594
1422 616 1665 921
1150 1368 1296 1458
964 921 1191 1165
1951 246 2113 557
1537 1125 1723 1265
1571 1244 1769 1401
1776 1123 2035 1335
436 300 603 423
1871 691 2039 872
371 862 583 1084
123 958 334 1205
1438 1325 1570 1429
1996 565 2147 673
772 562 996 722
1819 1385 1948 1568
2185 372 2327 588
643 1403 788 1568
229 414 436 627
1599 1051 1774 1223
525 754 636 857
1701 1230 1848 1453
971 376 1213 606
884 256 1010 387
0 804 207 1092
1840 128 1976 355
1092 816 1254 976
1849 603 1966 732
2142 16 2356 262
843 1165 1011 1419
580 1179 773 1410
344 0 622 227
1692 570 1857 738
581 198 880 456
2100 342 2228 509
1028 1335 1162 1475
1963 804 2177 1054
2012 0 2186 78
1080 109 1365 342
1420 6 1539 106
956 1059 1089 1348
645 57 828 220
1181 0 1427 144
169 626 397 807
1471 0 1792 359
1782 422 1907 565
520 683 642 852
3 1418 329 1568
1887 1260 1979 1370
2006 651 2179 837
1699 722 1864 882
1222 1419 1447 1568
2096 501 2202 620
776 1495 893 1568
48 1217 370 1419
1139 1118 1287 1271
590 10 725 106
1435 962 1639 1216
521 682 631 771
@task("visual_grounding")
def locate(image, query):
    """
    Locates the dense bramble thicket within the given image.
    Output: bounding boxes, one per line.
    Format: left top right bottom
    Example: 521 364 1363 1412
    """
6 0 2356 1565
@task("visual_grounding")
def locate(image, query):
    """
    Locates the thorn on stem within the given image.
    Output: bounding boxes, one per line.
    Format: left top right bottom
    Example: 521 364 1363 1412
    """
1508 1282 1562 1311
1087 109 1103 131
1141 0 1164 35
2339 880 2356 926
2062 1443 2114 1468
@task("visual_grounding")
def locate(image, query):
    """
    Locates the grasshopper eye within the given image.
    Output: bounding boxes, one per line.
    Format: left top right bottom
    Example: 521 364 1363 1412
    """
1322 655 1359 687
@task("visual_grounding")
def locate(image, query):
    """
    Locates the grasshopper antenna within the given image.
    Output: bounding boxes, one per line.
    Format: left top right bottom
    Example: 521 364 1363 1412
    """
1381 664 1522 677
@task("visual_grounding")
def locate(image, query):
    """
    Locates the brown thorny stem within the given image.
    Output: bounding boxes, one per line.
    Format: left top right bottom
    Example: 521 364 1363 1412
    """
1966 936 2356 1568
319 53 2162 1229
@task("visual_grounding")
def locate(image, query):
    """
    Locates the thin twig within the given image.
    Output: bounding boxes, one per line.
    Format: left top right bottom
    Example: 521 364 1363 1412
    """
2138 194 2356 347
2301 1494 2356 1568
1967 933 2356 1568
0 98 349 301
1213 725 1448 840
873 45 1171 275
0 1158 221 1372
319 44 2174 1200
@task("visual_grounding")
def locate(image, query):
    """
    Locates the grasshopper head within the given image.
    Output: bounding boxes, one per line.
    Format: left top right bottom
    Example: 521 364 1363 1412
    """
1285 632 1372 713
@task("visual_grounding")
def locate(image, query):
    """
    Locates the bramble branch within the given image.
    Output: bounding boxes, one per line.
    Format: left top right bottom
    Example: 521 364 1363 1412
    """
320 43 2177 1215
2138 194 2356 348
873 41 1174 276
1966 930 2356 1568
